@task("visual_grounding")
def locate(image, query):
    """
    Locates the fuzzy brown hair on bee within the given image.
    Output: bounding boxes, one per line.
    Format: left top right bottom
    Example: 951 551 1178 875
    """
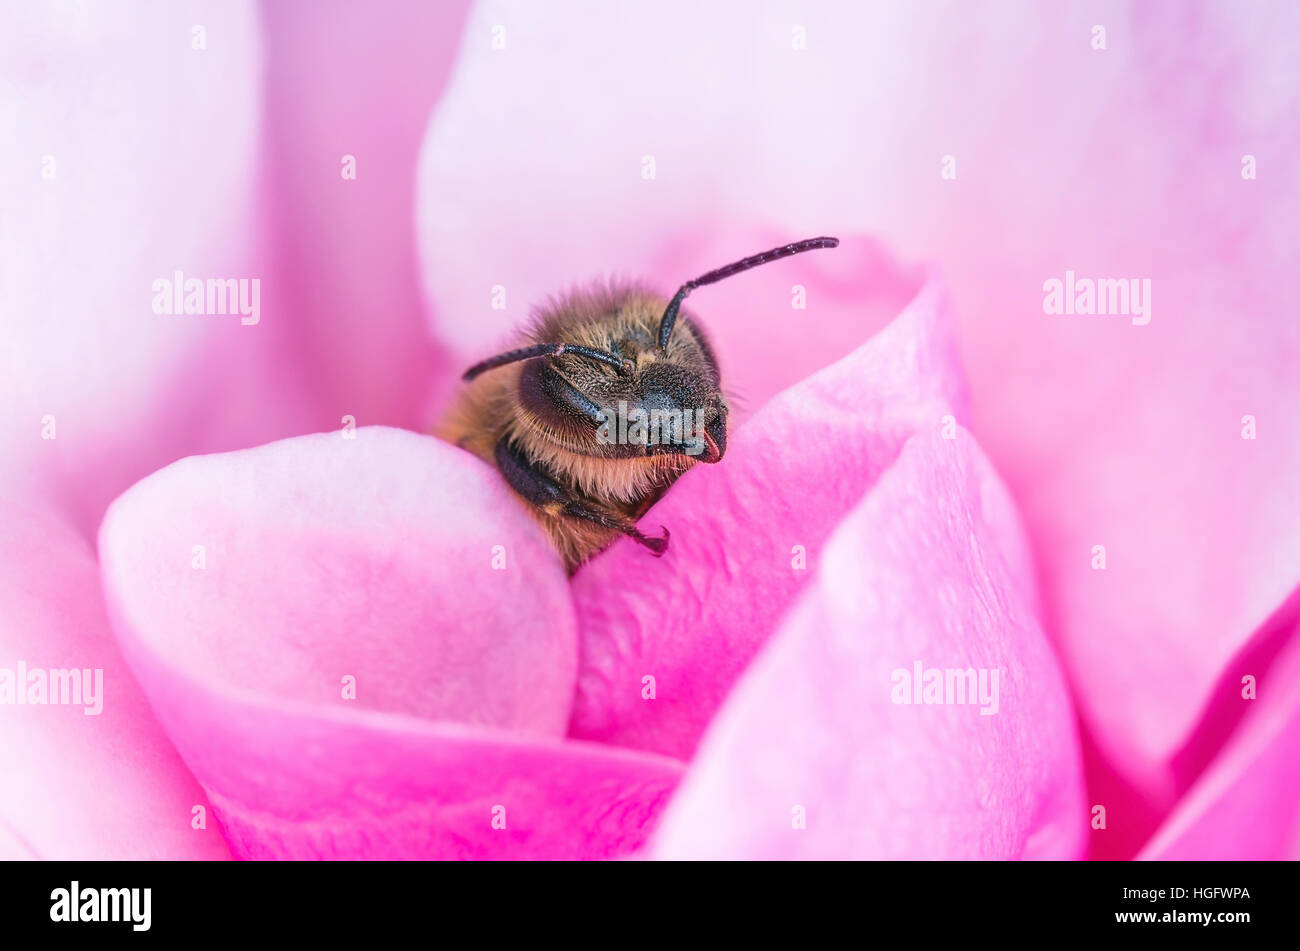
436 237 840 573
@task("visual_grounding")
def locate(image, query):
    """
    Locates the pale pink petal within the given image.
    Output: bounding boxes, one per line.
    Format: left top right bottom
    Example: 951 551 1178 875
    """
901 4 1300 803
259 0 473 429
651 430 1084 859
100 427 575 735
1 1 472 538
416 5 922 423
99 426 681 857
569 263 969 759
0 1 310 535
0 499 230 859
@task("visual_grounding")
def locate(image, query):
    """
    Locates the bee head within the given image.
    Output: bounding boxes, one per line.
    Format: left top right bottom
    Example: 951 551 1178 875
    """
461 236 838 463
517 329 729 462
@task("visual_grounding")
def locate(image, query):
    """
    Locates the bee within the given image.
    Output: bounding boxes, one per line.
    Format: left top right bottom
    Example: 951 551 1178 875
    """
437 237 840 572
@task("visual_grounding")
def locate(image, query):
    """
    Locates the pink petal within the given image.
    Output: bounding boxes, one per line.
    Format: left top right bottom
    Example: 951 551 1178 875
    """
569 263 969 759
417 8 921 422
0 2 304 535
113 665 683 860
99 426 680 857
0 499 230 859
259 0 473 428
905 6 1300 801
101 427 574 734
1138 590 1300 859
2 1 472 538
650 430 1084 859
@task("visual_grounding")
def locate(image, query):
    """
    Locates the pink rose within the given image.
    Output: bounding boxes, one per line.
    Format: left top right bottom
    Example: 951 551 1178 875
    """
2 0 1296 860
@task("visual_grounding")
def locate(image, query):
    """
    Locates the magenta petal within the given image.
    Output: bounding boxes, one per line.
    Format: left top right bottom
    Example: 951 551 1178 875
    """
0 500 229 859
569 269 968 758
99 426 681 857
115 665 683 860
1139 600 1300 859
650 431 1084 859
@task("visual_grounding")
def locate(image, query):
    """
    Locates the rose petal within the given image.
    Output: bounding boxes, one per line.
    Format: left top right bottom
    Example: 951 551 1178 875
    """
99 425 682 857
568 263 967 758
1138 589 1300 859
0 499 229 859
259 0 473 428
650 430 1084 859
100 426 575 734
910 6 1300 800
112 657 683 860
0 1 315 535
416 5 921 422
1 1 473 539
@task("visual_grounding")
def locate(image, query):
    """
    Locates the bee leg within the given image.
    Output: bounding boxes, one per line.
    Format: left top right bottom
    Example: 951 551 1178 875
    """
493 438 670 556
563 502 671 556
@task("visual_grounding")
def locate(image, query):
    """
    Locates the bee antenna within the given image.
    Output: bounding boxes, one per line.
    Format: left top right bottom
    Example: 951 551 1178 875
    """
462 342 626 381
657 236 840 351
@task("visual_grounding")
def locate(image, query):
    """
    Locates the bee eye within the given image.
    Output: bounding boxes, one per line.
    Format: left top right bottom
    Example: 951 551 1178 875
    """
518 361 606 428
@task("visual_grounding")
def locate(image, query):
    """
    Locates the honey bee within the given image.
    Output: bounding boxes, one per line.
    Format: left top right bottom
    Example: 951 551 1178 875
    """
437 237 840 572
